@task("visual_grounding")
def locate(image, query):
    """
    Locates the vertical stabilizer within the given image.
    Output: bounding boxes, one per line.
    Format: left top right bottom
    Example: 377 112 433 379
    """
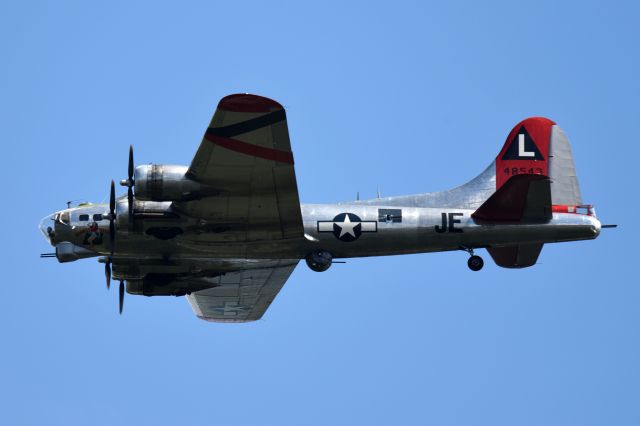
496 117 554 190
549 125 582 205
495 117 582 205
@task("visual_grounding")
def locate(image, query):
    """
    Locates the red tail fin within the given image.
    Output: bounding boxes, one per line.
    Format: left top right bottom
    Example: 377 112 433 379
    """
496 117 555 190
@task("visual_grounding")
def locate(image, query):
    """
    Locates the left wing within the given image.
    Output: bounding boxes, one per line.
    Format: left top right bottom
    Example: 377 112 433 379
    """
174 94 303 246
174 94 303 321
186 260 299 323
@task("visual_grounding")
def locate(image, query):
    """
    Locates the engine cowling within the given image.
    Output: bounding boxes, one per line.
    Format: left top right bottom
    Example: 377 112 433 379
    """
134 164 217 202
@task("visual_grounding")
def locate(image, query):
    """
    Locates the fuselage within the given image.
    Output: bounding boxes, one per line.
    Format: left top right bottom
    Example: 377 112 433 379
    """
301 203 600 258
40 199 601 265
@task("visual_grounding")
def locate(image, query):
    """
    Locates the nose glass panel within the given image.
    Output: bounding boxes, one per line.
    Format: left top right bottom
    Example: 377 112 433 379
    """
38 214 56 244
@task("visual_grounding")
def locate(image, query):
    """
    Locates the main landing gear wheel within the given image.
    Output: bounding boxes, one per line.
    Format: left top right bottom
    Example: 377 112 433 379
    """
460 246 484 271
467 255 484 271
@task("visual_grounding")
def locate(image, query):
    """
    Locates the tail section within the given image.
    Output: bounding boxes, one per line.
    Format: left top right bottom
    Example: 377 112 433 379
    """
355 116 585 268
496 117 582 205
476 117 583 268
420 116 582 210
355 117 582 213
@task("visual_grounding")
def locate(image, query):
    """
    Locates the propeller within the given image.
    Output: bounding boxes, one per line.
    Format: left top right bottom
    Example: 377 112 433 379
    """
102 147 135 310
119 280 125 314
120 145 135 231
108 180 116 255
105 260 111 290
100 180 117 291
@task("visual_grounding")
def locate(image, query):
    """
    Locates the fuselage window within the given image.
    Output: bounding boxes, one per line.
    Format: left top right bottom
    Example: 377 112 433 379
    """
576 206 589 215
378 208 402 223
79 214 90 221
93 214 103 221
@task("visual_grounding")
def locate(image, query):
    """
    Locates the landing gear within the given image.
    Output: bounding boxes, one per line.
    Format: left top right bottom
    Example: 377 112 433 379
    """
467 255 484 271
461 246 484 271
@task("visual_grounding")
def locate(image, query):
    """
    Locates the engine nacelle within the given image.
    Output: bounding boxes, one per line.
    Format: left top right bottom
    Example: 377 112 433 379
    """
134 164 217 202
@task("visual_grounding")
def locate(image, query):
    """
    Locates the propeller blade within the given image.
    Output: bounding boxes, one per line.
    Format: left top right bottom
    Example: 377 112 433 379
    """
128 145 134 183
127 146 135 231
128 186 134 231
110 180 116 214
109 220 115 255
109 180 116 255
105 260 111 290
119 281 124 314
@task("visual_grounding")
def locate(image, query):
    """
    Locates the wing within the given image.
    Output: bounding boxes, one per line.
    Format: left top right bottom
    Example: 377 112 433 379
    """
175 94 303 244
186 260 299 323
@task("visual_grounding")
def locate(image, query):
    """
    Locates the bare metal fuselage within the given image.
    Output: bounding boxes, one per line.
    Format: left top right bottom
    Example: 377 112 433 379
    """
300 203 600 258
41 199 600 279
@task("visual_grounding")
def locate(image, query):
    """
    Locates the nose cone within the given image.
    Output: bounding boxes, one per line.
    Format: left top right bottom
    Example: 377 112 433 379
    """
38 214 56 246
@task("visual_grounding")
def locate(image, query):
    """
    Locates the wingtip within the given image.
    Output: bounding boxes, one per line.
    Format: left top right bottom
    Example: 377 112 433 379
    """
217 94 283 113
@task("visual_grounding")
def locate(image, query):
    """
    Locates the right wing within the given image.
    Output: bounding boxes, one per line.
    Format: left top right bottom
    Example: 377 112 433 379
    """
186 260 299 323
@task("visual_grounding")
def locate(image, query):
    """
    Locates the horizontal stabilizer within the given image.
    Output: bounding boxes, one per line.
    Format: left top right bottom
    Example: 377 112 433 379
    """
471 174 551 222
487 243 544 268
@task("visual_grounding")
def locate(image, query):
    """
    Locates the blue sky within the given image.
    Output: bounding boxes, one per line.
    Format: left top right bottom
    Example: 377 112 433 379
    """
1 1 638 425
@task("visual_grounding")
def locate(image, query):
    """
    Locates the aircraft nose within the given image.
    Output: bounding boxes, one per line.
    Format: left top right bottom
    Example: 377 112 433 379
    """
38 214 56 246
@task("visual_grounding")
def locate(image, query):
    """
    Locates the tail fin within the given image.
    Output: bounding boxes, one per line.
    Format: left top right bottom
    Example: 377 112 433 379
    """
421 117 582 210
496 117 582 205
475 117 583 268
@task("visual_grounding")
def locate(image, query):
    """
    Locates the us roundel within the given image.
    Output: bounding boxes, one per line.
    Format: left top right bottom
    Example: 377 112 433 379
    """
331 213 362 242
316 213 378 242
501 126 544 161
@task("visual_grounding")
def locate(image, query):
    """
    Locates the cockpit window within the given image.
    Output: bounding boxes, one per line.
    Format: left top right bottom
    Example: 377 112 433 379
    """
79 214 90 221
39 214 56 244
93 214 103 221
60 211 70 225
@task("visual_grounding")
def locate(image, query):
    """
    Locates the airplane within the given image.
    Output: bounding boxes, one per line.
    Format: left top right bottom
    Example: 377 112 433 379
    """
39 94 614 322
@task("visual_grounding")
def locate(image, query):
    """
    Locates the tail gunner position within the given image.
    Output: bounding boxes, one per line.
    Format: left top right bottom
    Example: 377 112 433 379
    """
39 94 614 322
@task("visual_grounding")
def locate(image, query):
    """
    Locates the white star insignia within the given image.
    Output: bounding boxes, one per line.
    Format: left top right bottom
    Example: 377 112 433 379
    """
335 214 359 238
